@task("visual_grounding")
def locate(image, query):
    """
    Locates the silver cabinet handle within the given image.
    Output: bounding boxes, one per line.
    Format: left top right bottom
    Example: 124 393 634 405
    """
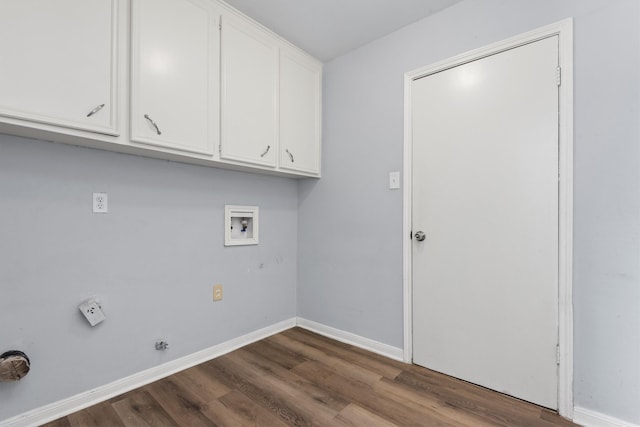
286 149 294 163
260 145 271 157
86 103 105 118
414 231 426 242
144 114 162 135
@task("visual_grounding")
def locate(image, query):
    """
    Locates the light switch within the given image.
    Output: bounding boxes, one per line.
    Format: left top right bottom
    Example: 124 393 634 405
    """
389 171 400 190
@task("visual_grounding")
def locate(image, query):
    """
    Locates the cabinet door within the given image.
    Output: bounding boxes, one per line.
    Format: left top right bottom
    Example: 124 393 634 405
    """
0 0 118 135
131 0 217 155
220 15 277 167
279 50 322 175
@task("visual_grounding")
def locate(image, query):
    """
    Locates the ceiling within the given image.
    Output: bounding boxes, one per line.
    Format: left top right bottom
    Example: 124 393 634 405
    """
222 0 463 62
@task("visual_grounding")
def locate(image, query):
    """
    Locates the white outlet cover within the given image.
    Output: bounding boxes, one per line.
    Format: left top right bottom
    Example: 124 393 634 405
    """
93 192 108 213
79 299 106 326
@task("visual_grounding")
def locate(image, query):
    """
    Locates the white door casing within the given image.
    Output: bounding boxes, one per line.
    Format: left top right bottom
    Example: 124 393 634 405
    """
403 19 574 417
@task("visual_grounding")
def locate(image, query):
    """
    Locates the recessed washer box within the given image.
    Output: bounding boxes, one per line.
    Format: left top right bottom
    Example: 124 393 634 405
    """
225 205 259 246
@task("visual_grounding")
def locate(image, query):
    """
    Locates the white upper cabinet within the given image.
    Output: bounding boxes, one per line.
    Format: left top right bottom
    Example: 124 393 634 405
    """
130 0 219 156
279 49 322 175
0 0 321 177
220 14 278 167
0 0 118 135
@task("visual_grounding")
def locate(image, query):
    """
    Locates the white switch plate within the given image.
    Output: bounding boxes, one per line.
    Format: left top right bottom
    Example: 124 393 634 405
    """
93 192 108 213
79 298 106 326
389 171 400 189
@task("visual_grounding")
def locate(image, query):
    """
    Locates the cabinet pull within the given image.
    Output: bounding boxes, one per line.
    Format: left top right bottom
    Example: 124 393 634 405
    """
260 145 271 158
86 103 105 118
144 114 162 135
286 149 295 163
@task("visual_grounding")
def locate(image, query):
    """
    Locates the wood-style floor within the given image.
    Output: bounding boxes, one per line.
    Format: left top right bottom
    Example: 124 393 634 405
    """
43 328 577 426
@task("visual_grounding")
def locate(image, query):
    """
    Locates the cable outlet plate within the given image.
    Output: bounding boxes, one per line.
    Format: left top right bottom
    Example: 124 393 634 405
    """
79 298 106 326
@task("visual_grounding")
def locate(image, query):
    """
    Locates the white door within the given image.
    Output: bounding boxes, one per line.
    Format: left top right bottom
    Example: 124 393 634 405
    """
0 0 117 134
412 36 559 409
279 49 322 175
130 0 217 155
220 15 278 167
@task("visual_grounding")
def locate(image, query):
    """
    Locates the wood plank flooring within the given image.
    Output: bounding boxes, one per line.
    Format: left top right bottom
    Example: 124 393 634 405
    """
43 328 577 426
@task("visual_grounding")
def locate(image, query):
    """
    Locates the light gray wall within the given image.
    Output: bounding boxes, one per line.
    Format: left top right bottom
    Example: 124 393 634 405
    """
0 134 298 421
298 0 639 423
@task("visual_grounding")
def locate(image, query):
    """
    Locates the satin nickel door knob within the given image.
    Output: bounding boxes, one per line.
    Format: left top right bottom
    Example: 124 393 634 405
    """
414 231 426 242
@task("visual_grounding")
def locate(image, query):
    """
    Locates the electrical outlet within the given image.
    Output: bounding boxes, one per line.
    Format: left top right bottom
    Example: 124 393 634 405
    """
213 284 223 301
93 192 108 213
79 298 106 326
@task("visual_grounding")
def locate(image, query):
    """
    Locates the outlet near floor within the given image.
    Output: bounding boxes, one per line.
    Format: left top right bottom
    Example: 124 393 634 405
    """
213 284 223 301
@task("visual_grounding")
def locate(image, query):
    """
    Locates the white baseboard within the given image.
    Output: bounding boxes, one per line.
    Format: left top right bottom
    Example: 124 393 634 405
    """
574 406 639 427
9 317 636 427
295 317 404 361
2 318 296 427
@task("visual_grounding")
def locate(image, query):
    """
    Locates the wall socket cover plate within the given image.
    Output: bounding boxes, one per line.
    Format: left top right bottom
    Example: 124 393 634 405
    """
213 284 223 301
79 298 106 326
93 192 108 213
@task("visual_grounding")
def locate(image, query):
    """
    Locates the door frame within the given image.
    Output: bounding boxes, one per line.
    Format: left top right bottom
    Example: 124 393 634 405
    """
402 19 574 418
